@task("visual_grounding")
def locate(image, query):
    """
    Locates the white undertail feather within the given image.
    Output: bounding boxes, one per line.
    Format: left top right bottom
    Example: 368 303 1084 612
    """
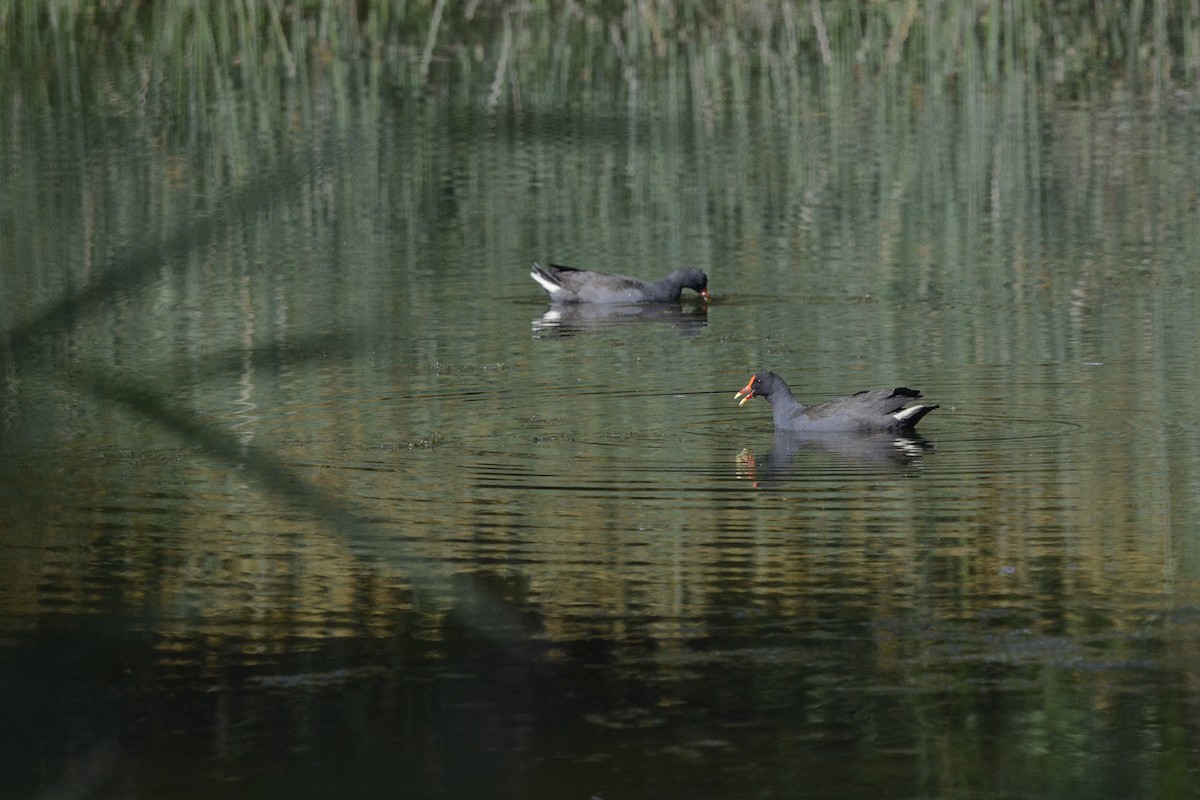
892 405 927 422
530 268 564 299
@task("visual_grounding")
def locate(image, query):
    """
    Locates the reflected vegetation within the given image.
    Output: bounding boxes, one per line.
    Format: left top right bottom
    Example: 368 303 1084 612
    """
4 3 1200 799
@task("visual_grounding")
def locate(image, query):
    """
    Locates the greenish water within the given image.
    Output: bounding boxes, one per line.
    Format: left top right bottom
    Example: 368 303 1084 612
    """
5 7 1200 800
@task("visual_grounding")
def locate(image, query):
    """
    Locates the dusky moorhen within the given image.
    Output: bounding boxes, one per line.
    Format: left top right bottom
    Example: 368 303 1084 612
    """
530 263 710 304
735 371 937 433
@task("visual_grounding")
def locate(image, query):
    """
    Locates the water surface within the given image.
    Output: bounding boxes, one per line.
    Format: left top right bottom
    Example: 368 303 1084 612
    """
4 29 1200 800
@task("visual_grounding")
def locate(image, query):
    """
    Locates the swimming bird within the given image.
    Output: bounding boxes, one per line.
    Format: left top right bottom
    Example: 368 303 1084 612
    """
734 371 937 434
530 263 711 304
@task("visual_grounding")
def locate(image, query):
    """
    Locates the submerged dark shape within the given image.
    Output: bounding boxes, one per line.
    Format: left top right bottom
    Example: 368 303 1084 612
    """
734 371 938 434
530 262 711 304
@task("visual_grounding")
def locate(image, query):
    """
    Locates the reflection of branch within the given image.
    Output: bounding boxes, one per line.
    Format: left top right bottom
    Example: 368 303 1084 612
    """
80 370 546 665
487 11 514 113
809 0 831 67
84 372 356 522
419 0 447 85
267 0 297 78
883 0 919 72
1 116 546 664
4 158 305 356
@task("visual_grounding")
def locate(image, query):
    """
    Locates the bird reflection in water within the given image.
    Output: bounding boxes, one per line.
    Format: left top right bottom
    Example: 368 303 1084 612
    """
531 302 707 338
735 430 933 488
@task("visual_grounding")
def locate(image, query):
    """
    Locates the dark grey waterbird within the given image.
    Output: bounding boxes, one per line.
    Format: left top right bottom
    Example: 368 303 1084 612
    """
530 263 711 304
735 371 938 434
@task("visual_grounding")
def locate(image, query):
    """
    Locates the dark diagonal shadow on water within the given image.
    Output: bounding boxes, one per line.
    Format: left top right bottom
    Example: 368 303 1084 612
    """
79 370 547 663
1 149 547 668
6 157 305 347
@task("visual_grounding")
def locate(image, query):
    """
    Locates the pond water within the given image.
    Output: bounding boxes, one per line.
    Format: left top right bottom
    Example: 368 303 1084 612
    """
4 30 1200 800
